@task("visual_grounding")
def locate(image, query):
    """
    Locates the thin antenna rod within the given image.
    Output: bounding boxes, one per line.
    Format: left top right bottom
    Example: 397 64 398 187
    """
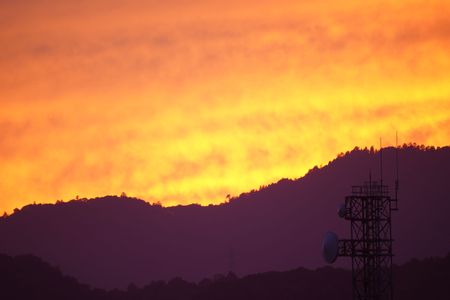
395 132 399 200
380 137 383 187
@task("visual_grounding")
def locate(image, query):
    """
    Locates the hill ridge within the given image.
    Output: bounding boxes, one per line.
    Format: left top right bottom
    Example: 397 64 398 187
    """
1 145 449 289
1 252 449 299
4 144 447 216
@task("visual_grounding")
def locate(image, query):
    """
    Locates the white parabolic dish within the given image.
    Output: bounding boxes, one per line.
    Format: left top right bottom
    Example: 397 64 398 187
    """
322 231 339 264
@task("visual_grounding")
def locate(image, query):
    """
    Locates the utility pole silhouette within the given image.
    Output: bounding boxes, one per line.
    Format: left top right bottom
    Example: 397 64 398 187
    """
228 247 235 274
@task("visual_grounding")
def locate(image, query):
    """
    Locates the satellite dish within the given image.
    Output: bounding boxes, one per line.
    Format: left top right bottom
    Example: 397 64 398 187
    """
338 203 346 218
322 231 339 264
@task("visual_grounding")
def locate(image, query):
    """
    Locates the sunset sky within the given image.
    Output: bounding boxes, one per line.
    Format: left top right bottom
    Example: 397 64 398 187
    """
1 0 449 213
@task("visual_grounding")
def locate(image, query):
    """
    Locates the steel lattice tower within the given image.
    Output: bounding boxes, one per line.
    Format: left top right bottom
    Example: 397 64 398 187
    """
337 180 398 300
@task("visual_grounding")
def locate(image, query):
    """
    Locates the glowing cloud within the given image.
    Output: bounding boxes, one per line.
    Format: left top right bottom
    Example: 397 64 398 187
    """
1 0 449 213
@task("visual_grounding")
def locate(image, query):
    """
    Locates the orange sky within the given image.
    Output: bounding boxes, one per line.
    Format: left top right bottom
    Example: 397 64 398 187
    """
1 0 449 213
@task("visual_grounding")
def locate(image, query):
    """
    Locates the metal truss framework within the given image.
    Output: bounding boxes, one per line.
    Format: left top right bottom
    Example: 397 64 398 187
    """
338 181 398 300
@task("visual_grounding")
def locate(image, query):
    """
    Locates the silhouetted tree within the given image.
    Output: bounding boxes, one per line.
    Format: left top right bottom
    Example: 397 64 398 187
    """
1 253 449 300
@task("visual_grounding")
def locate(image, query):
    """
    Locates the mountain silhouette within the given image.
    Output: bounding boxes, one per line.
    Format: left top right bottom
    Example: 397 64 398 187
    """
0 145 449 289
1 252 449 300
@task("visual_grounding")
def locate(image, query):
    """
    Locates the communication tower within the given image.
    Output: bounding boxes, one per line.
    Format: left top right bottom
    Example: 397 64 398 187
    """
322 142 399 300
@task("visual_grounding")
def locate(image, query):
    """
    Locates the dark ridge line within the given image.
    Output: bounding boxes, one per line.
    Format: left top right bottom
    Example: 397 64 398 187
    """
2 143 448 217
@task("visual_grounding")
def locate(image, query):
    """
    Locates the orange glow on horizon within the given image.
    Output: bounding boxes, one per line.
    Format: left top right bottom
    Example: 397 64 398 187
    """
1 0 450 213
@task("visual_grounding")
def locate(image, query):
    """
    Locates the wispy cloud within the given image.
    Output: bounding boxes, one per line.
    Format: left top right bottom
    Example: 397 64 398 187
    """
0 0 449 212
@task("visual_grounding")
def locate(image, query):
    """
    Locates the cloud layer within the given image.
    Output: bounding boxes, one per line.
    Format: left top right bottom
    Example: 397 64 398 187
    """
1 0 449 212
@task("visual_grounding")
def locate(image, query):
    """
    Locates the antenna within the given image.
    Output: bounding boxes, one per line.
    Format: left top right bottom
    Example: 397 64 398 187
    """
380 137 383 186
395 132 399 201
